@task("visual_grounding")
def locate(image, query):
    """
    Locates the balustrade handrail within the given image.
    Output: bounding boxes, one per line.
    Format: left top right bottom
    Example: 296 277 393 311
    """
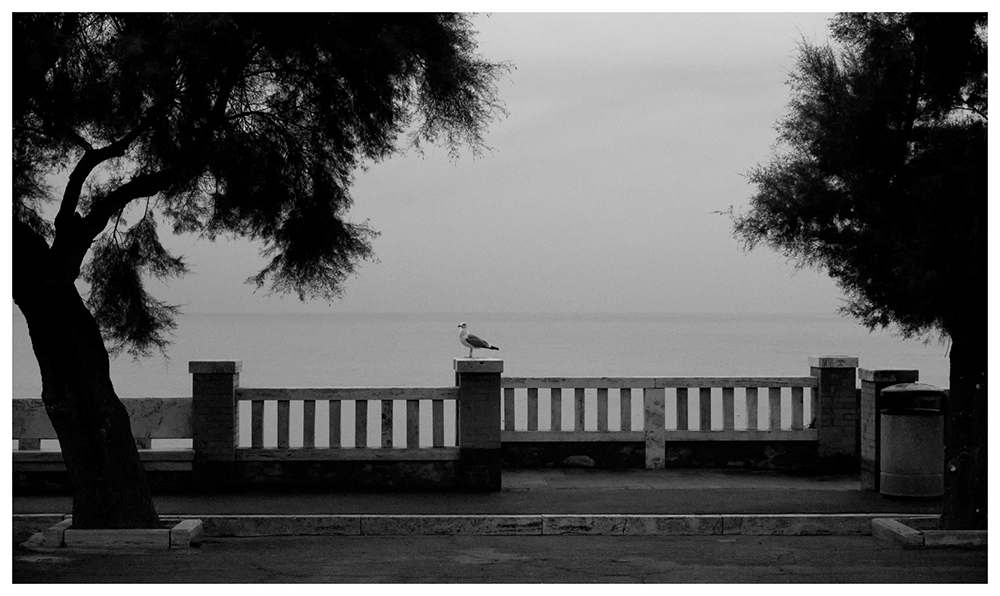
236 386 459 401
502 376 818 388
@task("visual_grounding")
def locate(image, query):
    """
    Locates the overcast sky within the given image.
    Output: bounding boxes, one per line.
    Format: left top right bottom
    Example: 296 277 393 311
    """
44 12 849 316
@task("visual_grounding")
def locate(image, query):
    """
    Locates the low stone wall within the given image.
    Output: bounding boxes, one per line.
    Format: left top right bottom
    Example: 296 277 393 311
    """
234 460 459 491
15 462 461 494
502 441 644 469
661 441 818 471
14 469 197 495
501 440 822 472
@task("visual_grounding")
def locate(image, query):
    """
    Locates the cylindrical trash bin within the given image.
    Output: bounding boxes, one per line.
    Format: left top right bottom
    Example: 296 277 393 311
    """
879 383 945 498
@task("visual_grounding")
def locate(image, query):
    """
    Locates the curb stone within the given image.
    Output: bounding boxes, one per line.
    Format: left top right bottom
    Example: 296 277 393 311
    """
17 513 935 540
30 517 203 550
872 516 987 549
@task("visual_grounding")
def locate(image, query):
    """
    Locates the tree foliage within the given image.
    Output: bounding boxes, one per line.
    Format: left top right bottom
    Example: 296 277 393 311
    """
732 12 987 530
13 12 508 530
14 13 509 355
733 12 987 340
81 211 187 357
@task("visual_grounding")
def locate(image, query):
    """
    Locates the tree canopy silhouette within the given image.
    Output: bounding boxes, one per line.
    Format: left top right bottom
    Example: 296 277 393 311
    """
733 12 986 529
13 13 508 529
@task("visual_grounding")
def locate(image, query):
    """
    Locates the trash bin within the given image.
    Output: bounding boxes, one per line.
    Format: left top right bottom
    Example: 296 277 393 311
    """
879 383 945 498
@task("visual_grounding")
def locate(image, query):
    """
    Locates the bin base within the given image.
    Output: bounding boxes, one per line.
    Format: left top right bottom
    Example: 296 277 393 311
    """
879 471 943 499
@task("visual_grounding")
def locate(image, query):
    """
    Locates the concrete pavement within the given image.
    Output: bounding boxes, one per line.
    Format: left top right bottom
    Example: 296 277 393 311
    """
14 468 939 516
16 468 983 584
14 468 942 539
13 469 940 538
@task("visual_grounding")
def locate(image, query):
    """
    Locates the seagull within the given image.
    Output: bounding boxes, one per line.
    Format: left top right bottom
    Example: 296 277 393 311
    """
458 322 499 358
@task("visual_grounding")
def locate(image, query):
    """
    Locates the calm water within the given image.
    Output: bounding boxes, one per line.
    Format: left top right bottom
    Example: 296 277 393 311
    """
11 310 951 399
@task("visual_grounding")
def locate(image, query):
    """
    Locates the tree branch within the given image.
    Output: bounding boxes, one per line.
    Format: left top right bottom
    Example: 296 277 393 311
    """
54 103 172 236
958 101 987 121
62 127 95 152
81 169 183 240
47 166 183 285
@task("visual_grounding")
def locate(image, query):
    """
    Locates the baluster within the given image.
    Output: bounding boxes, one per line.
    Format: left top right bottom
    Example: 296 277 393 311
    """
303 400 316 448
722 387 735 431
277 400 290 448
620 388 632 431
329 400 342 448
355 400 368 448
503 387 515 431
550 388 562 431
699 387 712 431
791 386 804 430
432 399 445 447
251 400 264 448
676 387 689 430
643 387 666 469
768 387 782 431
527 387 538 431
406 399 420 448
574 388 586 431
746 387 759 431
381 399 393 448
597 388 609 431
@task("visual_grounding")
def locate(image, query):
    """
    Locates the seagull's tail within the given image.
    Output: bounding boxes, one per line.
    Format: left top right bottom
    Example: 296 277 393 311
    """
488 345 499 350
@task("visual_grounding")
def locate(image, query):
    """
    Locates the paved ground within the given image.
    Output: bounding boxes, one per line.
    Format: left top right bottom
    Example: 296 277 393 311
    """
12 534 988 583
15 469 981 584
13 468 940 516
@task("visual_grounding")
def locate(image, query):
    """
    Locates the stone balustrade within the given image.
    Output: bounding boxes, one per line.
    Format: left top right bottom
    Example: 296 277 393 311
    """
13 355 893 491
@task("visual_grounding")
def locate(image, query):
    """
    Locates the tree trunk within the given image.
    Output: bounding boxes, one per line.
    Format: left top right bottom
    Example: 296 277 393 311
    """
941 325 987 530
15 275 160 529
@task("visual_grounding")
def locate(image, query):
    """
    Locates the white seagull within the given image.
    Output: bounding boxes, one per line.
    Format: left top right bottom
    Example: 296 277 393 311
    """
458 322 499 358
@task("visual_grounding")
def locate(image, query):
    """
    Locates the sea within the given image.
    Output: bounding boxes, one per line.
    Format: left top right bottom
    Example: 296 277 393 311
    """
11 310 951 399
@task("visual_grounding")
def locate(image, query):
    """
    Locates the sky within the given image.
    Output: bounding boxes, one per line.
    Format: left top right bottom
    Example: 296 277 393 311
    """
127 11 846 316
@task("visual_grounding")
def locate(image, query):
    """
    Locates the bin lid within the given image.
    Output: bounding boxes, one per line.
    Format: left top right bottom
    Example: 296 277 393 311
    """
882 382 944 396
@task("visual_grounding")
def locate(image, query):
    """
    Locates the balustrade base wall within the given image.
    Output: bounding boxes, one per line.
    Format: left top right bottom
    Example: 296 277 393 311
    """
15 462 464 494
456 448 502 491
502 442 644 469
500 441 820 472
14 440 836 495
235 461 458 491
661 441 817 471
14 470 197 495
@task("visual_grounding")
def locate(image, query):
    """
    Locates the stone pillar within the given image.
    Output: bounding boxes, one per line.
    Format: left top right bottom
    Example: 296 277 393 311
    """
643 387 666 469
809 356 859 473
858 368 919 491
454 358 502 491
190 360 241 490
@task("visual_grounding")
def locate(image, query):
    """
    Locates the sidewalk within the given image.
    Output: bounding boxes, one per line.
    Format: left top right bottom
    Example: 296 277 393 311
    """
15 469 983 584
14 468 941 539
